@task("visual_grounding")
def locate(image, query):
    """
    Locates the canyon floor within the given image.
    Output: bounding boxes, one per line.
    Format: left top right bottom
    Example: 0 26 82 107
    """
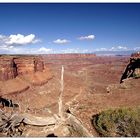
1 56 140 137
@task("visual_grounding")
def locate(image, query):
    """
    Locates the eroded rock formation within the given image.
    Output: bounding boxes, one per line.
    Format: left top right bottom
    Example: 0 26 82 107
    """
0 55 51 95
0 56 45 81
0 57 17 81
13 56 44 75
120 52 140 83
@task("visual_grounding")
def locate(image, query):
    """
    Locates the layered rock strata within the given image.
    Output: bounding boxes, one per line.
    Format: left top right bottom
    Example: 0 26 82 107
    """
0 55 51 95
0 57 17 81
13 56 44 75
0 56 45 81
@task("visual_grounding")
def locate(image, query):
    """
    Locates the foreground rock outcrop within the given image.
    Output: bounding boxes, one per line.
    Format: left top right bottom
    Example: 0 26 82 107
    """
120 52 140 83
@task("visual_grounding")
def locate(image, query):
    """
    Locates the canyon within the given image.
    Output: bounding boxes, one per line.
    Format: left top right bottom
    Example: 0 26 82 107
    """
0 53 140 137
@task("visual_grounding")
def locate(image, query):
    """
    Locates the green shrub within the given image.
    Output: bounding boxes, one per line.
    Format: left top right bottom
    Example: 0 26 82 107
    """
92 107 140 137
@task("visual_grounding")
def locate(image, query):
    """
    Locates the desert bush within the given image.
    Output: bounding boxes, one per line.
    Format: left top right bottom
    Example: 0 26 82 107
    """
92 107 140 137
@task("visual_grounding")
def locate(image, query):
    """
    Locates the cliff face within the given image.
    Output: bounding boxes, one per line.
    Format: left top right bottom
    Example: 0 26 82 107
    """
0 56 45 81
34 57 44 72
120 52 140 83
0 57 17 81
14 57 35 75
14 56 44 75
0 55 52 95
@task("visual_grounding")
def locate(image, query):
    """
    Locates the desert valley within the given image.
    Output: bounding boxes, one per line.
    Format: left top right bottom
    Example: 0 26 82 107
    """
0 53 140 137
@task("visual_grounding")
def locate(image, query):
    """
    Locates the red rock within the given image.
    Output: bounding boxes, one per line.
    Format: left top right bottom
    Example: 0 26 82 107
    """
44 53 96 59
0 55 45 81
34 56 44 72
0 55 52 95
0 57 17 81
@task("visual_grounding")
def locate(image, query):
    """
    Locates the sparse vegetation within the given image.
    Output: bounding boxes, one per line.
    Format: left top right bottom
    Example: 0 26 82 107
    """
92 107 140 137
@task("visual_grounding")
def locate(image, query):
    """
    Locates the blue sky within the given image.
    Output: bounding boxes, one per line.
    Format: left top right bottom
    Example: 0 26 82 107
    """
0 3 140 54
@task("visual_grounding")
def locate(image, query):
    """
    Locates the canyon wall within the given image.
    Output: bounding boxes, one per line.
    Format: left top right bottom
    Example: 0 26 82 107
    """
0 53 95 81
44 53 96 59
0 56 45 81
14 56 44 75
0 57 17 81
0 55 52 95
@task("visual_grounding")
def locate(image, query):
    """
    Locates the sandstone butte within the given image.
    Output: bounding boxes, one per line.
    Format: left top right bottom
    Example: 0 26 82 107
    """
0 55 52 95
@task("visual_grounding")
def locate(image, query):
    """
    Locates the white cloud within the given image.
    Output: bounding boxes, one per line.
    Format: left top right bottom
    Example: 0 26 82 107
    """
78 34 95 40
0 34 40 50
7 34 40 45
95 48 108 51
0 45 14 51
38 47 52 53
61 48 79 53
95 46 130 51
53 39 70 44
95 46 129 52
110 46 128 51
81 49 91 53
0 47 28 54
60 48 91 54
0 46 53 54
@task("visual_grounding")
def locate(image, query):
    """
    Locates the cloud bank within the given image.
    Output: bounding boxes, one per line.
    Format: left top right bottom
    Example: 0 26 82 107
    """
95 46 129 52
0 33 139 54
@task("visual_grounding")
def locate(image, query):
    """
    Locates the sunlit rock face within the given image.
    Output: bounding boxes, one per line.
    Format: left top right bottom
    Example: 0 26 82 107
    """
0 56 45 81
0 57 17 81
14 56 44 75
34 57 44 72
0 55 52 95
